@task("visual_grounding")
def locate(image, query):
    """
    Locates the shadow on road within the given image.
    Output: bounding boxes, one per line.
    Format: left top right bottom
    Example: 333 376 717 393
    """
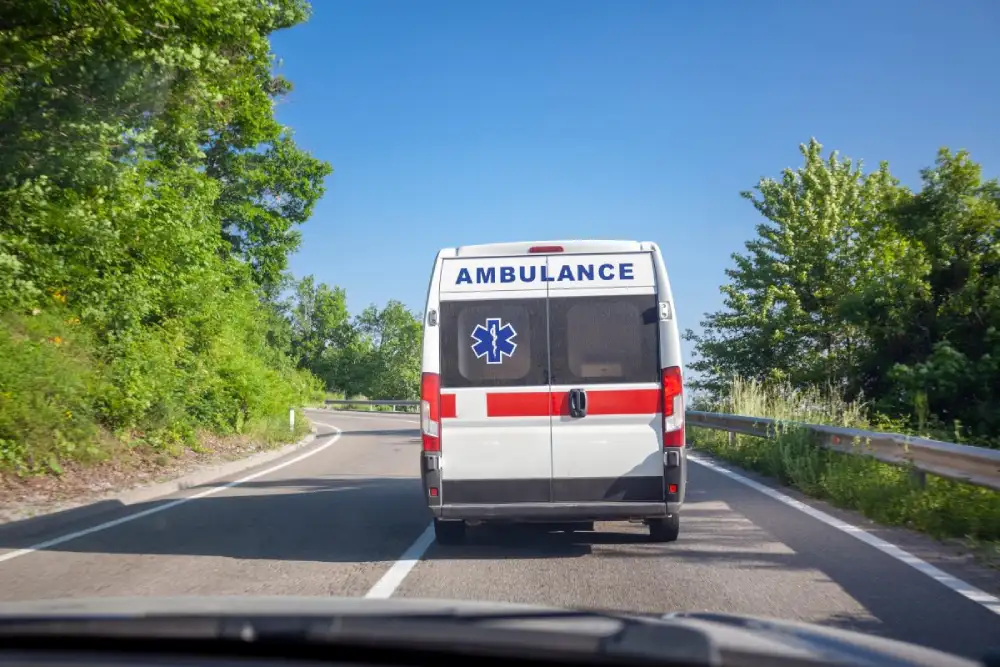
683 464 1000 660
0 474 643 563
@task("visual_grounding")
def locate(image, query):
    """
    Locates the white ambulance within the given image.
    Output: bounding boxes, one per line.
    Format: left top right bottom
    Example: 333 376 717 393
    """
419 240 687 544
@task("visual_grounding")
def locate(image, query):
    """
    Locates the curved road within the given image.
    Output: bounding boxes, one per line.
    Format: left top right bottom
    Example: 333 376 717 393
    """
0 409 998 659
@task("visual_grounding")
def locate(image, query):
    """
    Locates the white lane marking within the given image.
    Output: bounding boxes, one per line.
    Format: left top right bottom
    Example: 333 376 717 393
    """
365 523 436 599
689 453 1000 617
0 428 343 564
310 413 434 599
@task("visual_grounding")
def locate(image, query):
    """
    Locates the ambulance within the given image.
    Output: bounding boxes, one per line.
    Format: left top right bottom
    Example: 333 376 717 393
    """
419 240 687 544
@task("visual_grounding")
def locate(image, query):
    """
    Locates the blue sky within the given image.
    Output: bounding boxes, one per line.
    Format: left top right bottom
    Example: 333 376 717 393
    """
271 0 999 367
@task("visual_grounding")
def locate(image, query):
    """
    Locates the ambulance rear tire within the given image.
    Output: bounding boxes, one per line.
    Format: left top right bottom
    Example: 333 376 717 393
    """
648 514 680 542
434 519 466 545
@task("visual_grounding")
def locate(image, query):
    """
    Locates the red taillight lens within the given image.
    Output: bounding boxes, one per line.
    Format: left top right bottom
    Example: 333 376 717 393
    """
528 245 564 253
662 366 684 447
420 372 441 452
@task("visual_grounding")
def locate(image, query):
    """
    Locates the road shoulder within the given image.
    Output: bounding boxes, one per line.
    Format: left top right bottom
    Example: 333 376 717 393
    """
689 449 1000 599
0 428 319 531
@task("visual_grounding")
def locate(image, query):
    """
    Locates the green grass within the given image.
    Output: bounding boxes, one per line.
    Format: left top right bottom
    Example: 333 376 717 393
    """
688 377 1000 546
0 308 318 476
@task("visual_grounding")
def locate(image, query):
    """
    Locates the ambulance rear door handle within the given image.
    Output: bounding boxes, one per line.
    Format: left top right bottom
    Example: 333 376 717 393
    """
568 388 587 418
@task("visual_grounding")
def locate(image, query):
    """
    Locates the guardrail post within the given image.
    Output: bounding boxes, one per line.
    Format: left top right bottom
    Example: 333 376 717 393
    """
289 408 295 432
910 469 927 488
728 431 735 447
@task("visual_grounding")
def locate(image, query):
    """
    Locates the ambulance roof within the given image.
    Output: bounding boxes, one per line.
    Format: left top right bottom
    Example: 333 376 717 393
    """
450 240 652 258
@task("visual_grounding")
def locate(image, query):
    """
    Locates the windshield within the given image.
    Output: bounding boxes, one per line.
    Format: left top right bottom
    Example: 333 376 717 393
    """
1 1 999 664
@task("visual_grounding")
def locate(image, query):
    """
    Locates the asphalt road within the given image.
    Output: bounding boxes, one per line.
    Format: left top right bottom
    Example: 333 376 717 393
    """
1 409 998 659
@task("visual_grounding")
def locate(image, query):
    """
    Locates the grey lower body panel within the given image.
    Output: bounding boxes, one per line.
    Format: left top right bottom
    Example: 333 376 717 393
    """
421 448 687 523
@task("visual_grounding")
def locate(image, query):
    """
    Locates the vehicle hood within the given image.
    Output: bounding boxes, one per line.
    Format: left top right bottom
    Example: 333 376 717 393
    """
0 596 980 667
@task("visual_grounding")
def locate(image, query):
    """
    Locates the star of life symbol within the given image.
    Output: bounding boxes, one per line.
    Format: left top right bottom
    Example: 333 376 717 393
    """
470 317 518 365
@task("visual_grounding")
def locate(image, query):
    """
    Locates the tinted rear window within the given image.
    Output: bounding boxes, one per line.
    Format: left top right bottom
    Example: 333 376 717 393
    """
439 298 548 388
548 294 659 385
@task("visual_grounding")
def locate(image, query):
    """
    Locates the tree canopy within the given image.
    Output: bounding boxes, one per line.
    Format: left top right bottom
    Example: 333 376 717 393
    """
687 139 1000 445
0 1 341 472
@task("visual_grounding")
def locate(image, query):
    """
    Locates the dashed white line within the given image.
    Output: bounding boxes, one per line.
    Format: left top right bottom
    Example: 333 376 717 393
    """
309 411 433 599
689 453 1000 617
0 427 343 565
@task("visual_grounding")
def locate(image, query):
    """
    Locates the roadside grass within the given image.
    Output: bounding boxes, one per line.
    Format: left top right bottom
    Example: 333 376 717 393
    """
688 378 1000 552
0 309 316 477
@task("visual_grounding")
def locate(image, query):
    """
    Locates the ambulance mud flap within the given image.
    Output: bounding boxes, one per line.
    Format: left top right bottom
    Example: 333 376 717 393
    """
422 453 443 515
663 446 687 515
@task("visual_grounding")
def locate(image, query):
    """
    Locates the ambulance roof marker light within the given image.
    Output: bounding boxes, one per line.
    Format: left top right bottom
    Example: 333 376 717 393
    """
528 245 564 253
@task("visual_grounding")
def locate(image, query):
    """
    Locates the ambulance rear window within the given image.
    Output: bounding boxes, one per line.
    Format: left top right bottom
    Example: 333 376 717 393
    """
439 299 548 388
548 294 659 385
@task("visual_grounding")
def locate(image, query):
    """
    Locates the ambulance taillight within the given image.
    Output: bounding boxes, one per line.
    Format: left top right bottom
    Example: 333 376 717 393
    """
420 372 441 452
662 366 684 447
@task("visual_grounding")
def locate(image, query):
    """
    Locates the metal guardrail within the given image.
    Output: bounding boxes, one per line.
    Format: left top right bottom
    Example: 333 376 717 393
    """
688 411 1000 492
323 399 418 412
319 400 1000 491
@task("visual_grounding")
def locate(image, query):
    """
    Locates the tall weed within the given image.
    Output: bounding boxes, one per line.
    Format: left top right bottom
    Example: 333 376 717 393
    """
689 377 1000 543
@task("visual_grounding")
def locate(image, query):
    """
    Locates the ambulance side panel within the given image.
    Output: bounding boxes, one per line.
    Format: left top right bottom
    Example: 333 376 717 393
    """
650 242 687 508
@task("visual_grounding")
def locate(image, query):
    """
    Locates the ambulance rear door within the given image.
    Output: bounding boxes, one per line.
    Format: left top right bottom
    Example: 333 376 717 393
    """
546 252 664 504
436 256 552 506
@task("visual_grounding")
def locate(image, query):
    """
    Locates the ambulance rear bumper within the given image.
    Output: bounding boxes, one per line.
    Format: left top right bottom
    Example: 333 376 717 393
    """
429 501 681 522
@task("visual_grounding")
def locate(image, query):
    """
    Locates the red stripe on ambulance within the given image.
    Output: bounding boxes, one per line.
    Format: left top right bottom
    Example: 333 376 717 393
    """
440 393 457 419
481 389 661 418
486 392 551 417
551 388 661 416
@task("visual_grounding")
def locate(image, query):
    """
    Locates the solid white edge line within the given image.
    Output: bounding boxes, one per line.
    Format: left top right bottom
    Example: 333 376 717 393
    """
0 427 343 565
688 452 1000 617
365 523 436 599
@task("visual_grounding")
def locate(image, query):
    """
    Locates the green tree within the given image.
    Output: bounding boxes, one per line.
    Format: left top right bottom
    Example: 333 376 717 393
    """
0 1 329 472
685 138 917 397
209 131 332 298
688 139 1000 446
289 275 351 375
875 150 1000 441
353 301 423 400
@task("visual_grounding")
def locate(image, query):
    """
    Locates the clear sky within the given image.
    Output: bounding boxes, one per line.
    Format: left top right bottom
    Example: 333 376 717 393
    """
271 0 999 367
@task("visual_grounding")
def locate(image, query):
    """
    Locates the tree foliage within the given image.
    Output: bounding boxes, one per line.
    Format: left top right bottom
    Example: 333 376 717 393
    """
0 0 330 473
687 139 1000 445
287 277 423 401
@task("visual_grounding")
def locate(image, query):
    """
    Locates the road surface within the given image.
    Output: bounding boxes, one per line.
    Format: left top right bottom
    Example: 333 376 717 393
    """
0 409 998 659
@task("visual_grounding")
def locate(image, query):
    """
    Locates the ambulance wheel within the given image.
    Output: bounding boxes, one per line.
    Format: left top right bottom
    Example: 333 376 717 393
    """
434 519 466 545
648 514 680 542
